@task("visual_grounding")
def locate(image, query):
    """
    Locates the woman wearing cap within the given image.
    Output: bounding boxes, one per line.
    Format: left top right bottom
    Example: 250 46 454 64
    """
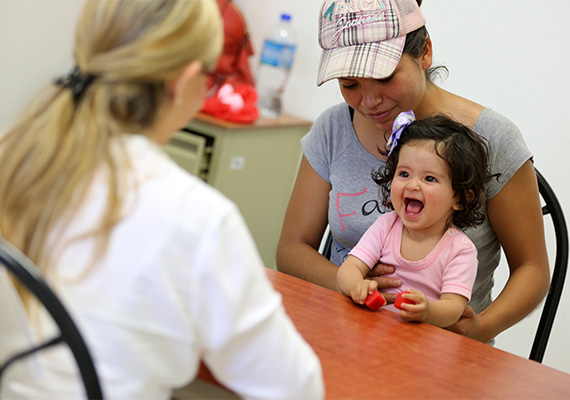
277 0 549 345
0 0 323 398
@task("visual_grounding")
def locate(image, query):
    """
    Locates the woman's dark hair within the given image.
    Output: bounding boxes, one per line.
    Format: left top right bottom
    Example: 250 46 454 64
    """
403 0 449 82
373 115 500 230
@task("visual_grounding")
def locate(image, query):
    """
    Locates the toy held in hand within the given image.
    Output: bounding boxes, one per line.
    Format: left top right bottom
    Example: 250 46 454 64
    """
364 290 386 311
394 291 416 310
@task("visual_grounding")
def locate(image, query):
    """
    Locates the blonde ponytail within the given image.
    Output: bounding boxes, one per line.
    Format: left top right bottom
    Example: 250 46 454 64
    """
0 0 222 299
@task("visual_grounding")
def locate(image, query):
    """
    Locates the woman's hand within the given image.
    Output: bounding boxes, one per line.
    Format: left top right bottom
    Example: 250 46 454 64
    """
444 305 485 341
366 262 402 303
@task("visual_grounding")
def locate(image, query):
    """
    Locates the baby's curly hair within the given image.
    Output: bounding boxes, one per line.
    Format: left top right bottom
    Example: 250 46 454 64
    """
373 115 500 230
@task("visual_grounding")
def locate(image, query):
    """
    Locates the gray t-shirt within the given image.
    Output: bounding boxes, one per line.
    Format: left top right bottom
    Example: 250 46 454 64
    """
301 103 532 313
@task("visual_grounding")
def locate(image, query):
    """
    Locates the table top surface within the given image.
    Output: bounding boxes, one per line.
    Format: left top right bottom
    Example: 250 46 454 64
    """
263 268 570 399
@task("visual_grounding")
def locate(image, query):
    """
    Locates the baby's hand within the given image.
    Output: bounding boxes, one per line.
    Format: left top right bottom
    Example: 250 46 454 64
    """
398 289 429 322
350 279 378 305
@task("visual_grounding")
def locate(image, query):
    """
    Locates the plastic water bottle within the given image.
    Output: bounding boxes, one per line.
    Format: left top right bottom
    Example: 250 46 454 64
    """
256 13 297 118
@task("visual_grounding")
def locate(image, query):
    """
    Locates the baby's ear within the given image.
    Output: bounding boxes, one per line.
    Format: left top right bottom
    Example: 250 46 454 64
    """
456 189 475 210
453 189 474 211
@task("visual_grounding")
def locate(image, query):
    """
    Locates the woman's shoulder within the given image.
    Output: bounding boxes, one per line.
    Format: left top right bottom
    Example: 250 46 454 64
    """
317 102 351 120
437 89 484 128
301 102 357 167
473 107 528 158
309 102 352 128
474 108 521 136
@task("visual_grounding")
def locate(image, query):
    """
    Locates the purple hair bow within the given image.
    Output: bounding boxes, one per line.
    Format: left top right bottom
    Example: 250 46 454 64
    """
387 110 415 156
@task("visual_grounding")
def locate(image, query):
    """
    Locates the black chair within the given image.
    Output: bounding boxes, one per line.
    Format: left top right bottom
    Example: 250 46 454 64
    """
530 168 568 363
321 227 333 261
319 168 568 364
0 239 103 399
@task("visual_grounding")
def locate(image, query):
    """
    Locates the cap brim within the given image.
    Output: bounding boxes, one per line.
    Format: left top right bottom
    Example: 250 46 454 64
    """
316 35 406 87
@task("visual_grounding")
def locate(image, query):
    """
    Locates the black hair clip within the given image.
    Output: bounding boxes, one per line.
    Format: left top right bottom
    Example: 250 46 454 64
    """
55 66 95 102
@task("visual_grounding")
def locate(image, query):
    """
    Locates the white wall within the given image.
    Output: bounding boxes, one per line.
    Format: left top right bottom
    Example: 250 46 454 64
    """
0 0 83 128
1 0 568 374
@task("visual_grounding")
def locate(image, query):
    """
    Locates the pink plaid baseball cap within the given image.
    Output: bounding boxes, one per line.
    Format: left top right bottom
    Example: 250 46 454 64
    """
317 0 426 86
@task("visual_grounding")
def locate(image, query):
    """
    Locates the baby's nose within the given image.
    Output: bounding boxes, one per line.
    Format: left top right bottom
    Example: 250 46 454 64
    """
407 180 421 191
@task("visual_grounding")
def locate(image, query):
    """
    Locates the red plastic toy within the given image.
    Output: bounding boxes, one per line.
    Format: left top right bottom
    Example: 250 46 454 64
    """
365 290 386 310
394 291 416 310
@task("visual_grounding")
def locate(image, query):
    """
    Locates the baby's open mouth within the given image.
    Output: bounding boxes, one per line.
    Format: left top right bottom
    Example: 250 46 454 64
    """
405 198 424 214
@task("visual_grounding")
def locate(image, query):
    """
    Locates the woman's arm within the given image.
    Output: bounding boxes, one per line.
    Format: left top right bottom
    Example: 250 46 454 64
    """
276 156 340 291
447 160 550 342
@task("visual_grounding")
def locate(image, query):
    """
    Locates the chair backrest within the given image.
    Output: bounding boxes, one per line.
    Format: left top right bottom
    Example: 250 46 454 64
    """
0 239 103 399
530 168 569 363
318 168 568 364
320 225 333 261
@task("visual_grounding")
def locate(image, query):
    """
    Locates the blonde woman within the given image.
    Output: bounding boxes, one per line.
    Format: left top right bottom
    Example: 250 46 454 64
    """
0 1 323 398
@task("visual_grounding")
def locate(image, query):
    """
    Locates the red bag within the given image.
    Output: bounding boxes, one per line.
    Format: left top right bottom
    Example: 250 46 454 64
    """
214 0 255 86
200 0 259 122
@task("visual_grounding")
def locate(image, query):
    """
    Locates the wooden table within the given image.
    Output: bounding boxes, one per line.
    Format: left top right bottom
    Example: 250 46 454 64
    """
199 268 570 399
